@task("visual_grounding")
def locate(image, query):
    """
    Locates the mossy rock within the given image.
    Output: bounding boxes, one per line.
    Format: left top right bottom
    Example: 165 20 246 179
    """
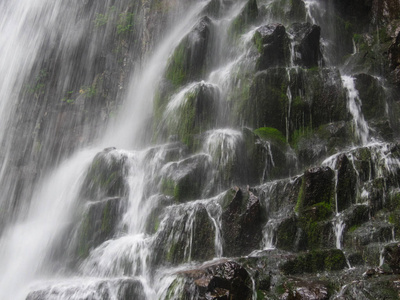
26 278 146 300
228 0 258 39
80 148 128 200
76 197 125 259
253 24 290 70
275 215 306 252
354 73 387 121
160 82 220 150
296 166 335 211
221 187 264 257
280 249 347 275
335 154 358 212
164 16 212 89
241 68 289 133
152 202 217 266
288 23 323 68
160 154 211 202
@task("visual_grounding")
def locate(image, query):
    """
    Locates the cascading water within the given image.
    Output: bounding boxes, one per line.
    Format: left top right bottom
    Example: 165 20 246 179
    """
2 0 400 299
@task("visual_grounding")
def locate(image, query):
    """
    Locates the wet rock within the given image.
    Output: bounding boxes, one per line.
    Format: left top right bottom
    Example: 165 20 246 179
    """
383 243 400 274
280 249 347 275
335 275 400 300
280 278 330 300
160 153 211 202
298 167 335 209
164 16 213 89
157 82 220 150
152 202 217 266
26 278 146 300
289 23 323 68
246 68 289 133
253 23 290 70
336 154 357 212
354 73 387 122
228 0 258 38
221 187 264 257
80 148 128 200
75 197 125 259
170 260 253 300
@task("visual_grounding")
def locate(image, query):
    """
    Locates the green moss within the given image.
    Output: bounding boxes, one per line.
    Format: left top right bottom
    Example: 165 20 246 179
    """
324 249 347 271
165 41 189 88
228 0 258 39
101 201 111 234
295 177 305 213
117 12 134 36
281 249 346 275
254 127 287 145
161 178 175 197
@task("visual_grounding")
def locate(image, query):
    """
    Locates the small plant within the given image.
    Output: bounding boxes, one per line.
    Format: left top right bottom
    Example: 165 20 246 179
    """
61 90 75 104
79 85 97 98
26 69 48 99
117 12 134 35
93 6 116 28
93 13 108 27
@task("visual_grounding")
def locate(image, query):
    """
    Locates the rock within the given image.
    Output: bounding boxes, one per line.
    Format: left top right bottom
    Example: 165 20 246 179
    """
160 153 211 202
79 149 128 200
228 0 258 38
157 82 220 150
75 197 125 259
298 166 335 209
164 16 213 88
168 260 253 300
336 154 357 212
383 243 400 274
26 278 146 300
354 73 387 121
253 23 289 70
151 202 217 266
221 187 264 257
289 23 323 68
280 278 330 300
280 249 347 275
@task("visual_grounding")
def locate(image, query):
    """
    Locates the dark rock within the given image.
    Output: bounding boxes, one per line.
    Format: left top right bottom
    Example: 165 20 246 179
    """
354 73 387 122
280 278 330 300
298 166 335 209
246 68 289 133
26 278 146 300
253 23 289 70
156 82 220 150
383 243 400 274
221 187 264 257
171 260 253 300
75 197 125 260
336 154 357 212
164 16 213 88
79 149 128 200
160 153 211 202
289 23 323 68
151 202 216 266
280 249 347 275
228 0 258 38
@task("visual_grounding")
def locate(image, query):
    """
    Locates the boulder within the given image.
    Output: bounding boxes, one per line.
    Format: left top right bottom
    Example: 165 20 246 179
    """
164 16 213 88
167 260 253 300
289 23 323 68
253 23 290 70
80 148 128 200
75 197 125 259
221 187 264 257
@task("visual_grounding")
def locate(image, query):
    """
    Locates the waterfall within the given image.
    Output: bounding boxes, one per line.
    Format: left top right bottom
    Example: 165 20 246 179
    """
2 0 400 299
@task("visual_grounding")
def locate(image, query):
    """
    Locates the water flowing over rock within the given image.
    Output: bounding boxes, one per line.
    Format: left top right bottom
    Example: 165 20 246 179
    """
1 0 400 299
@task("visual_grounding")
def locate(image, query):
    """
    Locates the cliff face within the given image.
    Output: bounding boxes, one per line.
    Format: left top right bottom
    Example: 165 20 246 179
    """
2 0 400 299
